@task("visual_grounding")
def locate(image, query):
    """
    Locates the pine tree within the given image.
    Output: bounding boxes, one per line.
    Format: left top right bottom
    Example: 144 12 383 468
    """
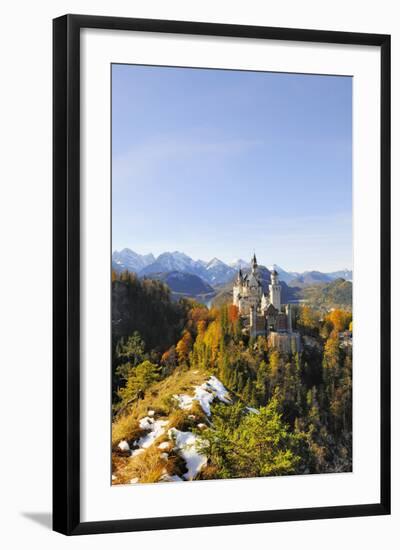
115 360 160 414
200 398 306 479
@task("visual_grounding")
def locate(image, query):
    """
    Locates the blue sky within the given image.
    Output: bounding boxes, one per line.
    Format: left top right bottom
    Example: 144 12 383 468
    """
112 64 352 272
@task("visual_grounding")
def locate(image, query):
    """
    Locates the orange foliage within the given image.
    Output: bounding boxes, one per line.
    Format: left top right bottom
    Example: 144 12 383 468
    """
176 330 193 364
326 309 352 333
228 304 239 324
188 307 210 325
161 346 176 366
197 320 207 337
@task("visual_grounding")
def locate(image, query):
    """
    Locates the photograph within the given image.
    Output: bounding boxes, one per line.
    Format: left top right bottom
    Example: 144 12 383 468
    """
110 63 353 485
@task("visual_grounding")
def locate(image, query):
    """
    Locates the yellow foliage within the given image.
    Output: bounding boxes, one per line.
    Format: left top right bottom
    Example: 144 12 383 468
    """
323 333 340 368
269 350 281 378
176 330 193 364
326 309 352 333
299 305 320 332
203 320 222 366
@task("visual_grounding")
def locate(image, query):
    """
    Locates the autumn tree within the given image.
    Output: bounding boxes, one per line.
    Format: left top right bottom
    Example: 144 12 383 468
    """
176 330 193 366
203 320 222 369
186 305 210 336
298 305 320 335
160 346 176 375
326 309 352 333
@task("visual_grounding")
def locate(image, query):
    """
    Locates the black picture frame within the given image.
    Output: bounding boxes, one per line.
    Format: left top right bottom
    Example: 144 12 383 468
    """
53 14 391 536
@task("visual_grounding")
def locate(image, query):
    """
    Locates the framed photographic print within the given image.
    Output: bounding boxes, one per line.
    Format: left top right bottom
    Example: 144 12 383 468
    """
53 14 391 535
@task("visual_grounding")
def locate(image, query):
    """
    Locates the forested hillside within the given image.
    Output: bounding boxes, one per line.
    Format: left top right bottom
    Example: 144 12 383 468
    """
111 270 352 484
112 271 189 351
299 278 352 310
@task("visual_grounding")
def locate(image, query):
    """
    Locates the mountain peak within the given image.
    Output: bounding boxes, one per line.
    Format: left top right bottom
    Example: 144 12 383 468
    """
112 249 155 272
207 257 224 268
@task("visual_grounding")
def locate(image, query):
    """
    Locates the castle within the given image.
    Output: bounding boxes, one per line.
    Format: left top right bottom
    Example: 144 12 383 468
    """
233 253 300 352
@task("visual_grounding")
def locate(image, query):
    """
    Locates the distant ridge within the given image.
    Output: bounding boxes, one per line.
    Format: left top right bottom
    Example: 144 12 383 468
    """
112 248 352 288
146 271 216 301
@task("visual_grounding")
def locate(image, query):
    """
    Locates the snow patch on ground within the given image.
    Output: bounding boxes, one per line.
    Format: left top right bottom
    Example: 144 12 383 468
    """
169 428 208 480
119 377 231 482
118 440 130 452
206 376 231 403
134 417 169 449
173 394 194 410
174 376 231 416
192 386 214 416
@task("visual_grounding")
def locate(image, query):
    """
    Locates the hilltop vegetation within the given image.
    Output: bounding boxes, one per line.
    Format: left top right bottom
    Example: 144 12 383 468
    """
112 270 190 352
111 270 352 484
298 278 352 310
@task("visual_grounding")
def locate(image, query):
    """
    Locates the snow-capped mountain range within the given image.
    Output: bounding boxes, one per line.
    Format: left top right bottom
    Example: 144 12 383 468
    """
112 248 155 273
112 248 352 287
113 249 236 285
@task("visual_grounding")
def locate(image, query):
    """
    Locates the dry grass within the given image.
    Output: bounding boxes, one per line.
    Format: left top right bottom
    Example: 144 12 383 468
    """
190 401 208 422
168 409 193 431
112 446 177 485
111 417 148 449
111 367 211 484
133 366 207 417
168 404 207 432
112 367 207 445
198 464 219 480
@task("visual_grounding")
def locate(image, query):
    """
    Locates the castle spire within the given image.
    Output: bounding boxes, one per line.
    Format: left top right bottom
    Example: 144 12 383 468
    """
251 252 258 272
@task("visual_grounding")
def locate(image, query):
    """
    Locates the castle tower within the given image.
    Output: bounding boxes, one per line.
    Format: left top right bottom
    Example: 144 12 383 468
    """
285 303 292 332
269 269 281 310
233 269 243 308
261 292 269 314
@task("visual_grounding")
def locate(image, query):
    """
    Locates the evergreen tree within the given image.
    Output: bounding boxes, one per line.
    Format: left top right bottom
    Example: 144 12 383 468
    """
200 399 306 479
115 360 160 414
